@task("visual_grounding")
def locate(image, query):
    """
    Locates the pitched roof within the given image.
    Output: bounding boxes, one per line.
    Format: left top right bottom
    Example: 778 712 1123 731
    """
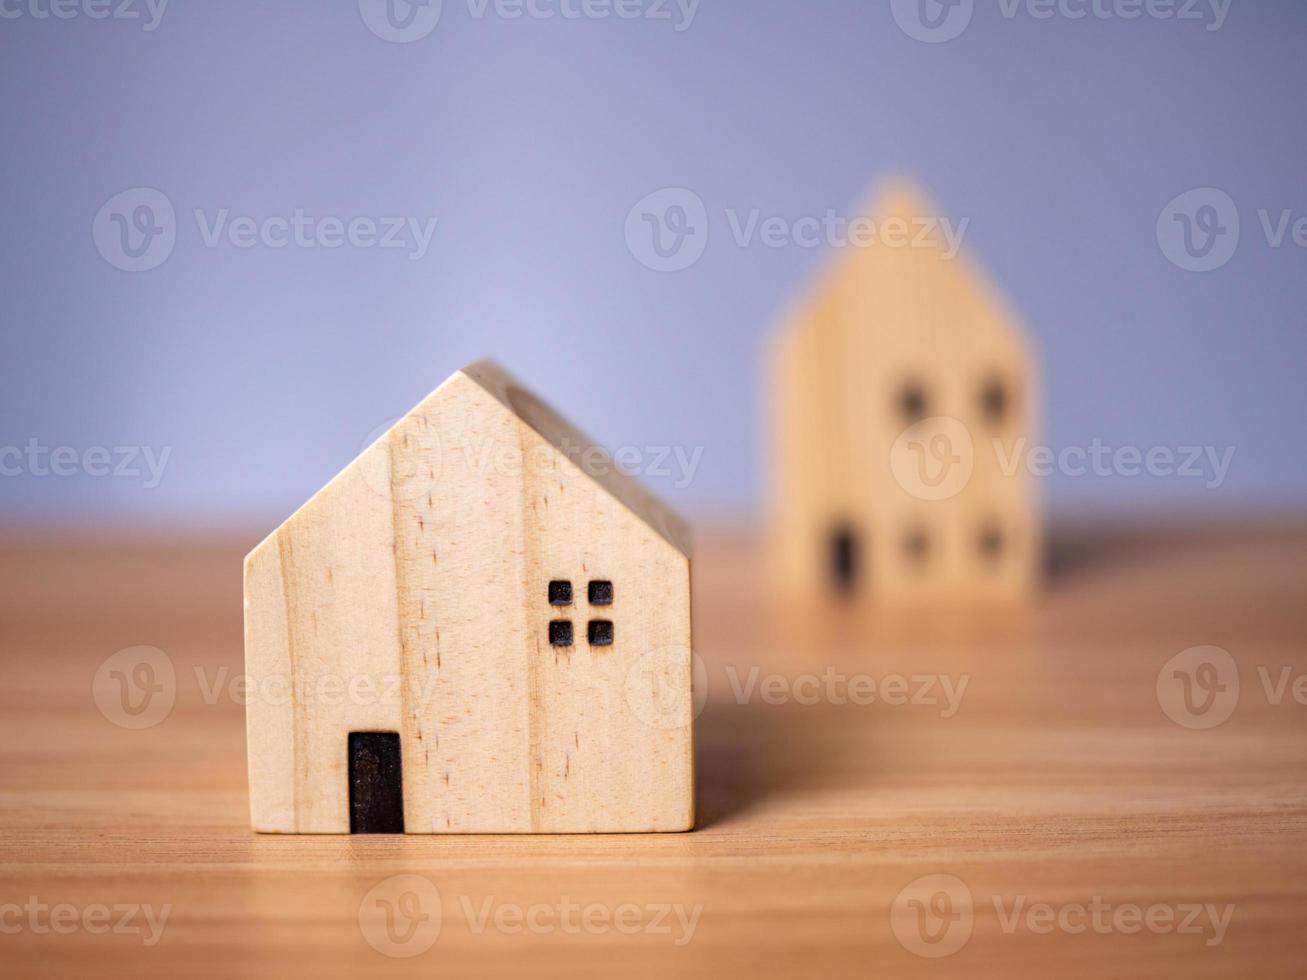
460 360 692 558
777 177 1030 355
247 360 691 564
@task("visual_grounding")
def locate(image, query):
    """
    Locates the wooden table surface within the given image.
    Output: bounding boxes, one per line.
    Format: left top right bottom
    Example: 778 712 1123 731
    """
2 522 1305 978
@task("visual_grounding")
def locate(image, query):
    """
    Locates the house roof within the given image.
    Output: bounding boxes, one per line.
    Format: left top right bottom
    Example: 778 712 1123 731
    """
246 359 691 564
774 177 1031 357
460 360 692 558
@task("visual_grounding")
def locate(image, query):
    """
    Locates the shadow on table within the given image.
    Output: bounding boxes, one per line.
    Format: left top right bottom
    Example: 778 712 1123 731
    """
694 700 778 830
694 696 874 831
1045 523 1239 588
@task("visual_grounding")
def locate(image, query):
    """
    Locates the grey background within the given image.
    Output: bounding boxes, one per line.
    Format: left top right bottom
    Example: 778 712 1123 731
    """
2 0 1304 528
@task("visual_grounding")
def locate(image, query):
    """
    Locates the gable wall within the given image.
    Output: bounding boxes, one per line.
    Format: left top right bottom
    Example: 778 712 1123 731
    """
246 374 692 833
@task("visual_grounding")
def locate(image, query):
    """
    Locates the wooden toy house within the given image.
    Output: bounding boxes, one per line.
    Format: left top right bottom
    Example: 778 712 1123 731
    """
244 361 694 833
766 181 1041 603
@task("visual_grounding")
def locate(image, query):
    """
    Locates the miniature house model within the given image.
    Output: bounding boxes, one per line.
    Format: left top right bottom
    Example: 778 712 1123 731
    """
244 361 694 834
766 181 1040 603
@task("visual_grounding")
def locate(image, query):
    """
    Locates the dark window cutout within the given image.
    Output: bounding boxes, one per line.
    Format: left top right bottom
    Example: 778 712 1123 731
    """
348 732 405 834
548 580 573 606
903 527 930 563
549 620 574 647
829 524 859 593
588 580 614 606
588 620 614 646
979 524 1005 561
981 378 1009 425
899 383 927 423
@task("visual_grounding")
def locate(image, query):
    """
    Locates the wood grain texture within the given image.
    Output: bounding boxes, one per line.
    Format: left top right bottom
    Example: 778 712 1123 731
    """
244 362 693 834
766 180 1041 603
1 522 1306 978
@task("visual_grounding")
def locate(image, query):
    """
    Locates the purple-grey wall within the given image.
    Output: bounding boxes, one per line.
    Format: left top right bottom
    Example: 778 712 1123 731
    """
2 0 1304 527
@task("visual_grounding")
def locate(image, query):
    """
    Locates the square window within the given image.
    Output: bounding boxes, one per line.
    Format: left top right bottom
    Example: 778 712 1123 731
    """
588 620 614 646
548 620 573 647
899 382 927 422
978 525 1005 561
981 378 1009 425
903 527 930 563
548 580 572 606
588 580 613 606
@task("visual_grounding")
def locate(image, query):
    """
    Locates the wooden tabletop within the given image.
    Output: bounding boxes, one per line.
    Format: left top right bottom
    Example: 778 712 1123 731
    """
2 522 1305 978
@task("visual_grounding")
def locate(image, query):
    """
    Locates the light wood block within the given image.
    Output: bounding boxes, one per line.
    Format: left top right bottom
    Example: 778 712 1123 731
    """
766 179 1041 603
243 361 694 833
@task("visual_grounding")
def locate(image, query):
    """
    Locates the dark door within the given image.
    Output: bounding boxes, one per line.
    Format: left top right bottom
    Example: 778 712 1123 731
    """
348 731 405 833
829 524 859 594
